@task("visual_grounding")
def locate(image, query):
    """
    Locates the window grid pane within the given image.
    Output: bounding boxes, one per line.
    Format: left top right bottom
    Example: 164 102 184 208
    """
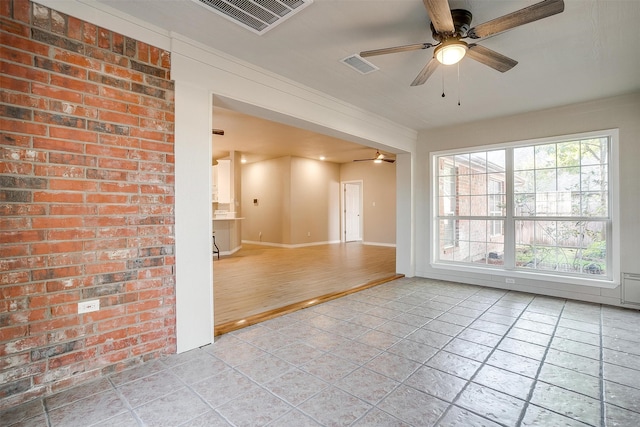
436 149 506 266
435 136 610 279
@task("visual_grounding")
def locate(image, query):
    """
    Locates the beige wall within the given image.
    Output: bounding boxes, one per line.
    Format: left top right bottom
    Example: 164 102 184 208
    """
241 156 396 246
341 161 397 245
241 156 341 245
290 157 341 244
415 92 640 305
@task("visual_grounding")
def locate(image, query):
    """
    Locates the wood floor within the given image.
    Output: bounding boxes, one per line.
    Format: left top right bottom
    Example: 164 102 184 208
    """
212 243 400 335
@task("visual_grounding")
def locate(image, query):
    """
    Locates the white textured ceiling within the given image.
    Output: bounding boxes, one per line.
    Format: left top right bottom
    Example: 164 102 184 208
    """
95 0 640 161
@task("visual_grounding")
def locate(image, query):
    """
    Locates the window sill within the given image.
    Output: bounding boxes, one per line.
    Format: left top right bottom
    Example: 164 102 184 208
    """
430 262 619 289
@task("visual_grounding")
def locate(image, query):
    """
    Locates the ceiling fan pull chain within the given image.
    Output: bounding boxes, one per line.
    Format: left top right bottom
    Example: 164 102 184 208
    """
457 62 461 106
441 67 445 98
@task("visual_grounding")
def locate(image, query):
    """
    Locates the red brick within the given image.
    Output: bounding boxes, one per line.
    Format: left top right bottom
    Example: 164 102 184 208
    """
48 252 96 268
0 75 31 93
33 191 83 203
47 229 95 241
139 139 173 153
1 60 49 82
84 95 128 113
66 16 83 41
0 229 45 243
32 216 83 229
0 244 29 257
48 179 98 192
53 48 101 70
0 1 11 18
0 256 45 271
96 227 136 238
98 158 138 171
99 182 138 193
50 303 79 317
99 110 138 127
31 83 83 104
160 50 170 69
0 32 49 56
50 74 99 95
0 325 29 342
33 164 83 178
131 340 165 356
0 118 47 136
1 46 33 65
49 204 96 215
95 348 129 365
85 143 128 158
100 86 140 104
45 277 94 293
31 240 84 255
50 348 97 370
0 131 31 147
82 306 126 323
103 63 143 83
13 0 30 23
33 137 85 154
0 336 47 357
136 41 149 63
82 21 97 44
85 328 127 347
0 91 48 109
31 266 83 282
49 100 98 119
97 27 110 49
28 288 80 306
86 193 128 204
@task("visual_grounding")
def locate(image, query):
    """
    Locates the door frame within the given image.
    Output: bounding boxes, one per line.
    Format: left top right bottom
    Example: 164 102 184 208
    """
341 180 363 242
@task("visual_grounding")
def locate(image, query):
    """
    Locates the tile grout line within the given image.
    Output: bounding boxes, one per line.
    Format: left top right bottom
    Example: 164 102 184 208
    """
599 305 606 427
514 299 568 427
438 292 544 427
377 286 517 426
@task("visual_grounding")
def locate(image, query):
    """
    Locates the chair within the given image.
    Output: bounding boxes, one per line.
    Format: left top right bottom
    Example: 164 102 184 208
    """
212 231 220 259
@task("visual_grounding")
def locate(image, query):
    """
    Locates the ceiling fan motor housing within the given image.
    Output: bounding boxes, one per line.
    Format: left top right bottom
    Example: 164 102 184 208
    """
430 9 472 41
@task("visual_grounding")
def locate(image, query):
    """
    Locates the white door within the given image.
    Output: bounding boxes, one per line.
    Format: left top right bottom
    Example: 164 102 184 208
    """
344 182 362 242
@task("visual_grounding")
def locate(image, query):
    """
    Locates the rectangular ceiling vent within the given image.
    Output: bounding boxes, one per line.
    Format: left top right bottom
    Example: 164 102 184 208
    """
194 0 313 35
341 54 379 75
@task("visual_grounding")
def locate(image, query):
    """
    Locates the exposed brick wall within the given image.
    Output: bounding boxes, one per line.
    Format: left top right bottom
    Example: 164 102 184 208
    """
0 0 176 409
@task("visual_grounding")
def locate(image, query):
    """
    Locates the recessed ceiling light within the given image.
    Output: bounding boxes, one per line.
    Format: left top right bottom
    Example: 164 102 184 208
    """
319 156 326 161
241 158 247 164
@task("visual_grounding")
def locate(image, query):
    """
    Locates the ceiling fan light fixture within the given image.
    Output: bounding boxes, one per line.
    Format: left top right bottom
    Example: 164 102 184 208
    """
434 39 468 65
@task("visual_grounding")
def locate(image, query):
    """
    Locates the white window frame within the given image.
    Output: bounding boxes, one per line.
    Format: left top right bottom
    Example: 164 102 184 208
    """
430 129 620 288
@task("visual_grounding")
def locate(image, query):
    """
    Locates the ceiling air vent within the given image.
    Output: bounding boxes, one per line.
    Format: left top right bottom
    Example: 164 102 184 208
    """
341 54 379 75
194 0 313 35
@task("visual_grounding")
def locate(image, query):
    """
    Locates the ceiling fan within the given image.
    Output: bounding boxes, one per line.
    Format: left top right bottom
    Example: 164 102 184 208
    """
354 150 396 164
360 0 565 86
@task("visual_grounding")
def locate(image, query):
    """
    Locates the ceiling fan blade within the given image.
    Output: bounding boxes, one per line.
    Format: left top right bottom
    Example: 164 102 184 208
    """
411 58 439 86
360 43 434 58
467 44 518 73
467 0 564 39
422 0 454 34
383 159 396 163
353 159 375 162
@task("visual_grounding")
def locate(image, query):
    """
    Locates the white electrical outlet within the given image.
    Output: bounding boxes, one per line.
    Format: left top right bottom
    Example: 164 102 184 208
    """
78 299 100 314
505 278 515 284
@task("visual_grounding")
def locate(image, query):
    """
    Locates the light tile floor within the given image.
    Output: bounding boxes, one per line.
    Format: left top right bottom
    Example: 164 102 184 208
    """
3 277 640 426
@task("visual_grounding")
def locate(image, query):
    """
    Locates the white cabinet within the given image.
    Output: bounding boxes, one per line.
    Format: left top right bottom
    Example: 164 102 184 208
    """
213 159 231 204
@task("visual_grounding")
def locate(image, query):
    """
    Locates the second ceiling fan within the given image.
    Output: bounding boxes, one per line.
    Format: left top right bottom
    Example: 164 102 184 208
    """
360 0 565 86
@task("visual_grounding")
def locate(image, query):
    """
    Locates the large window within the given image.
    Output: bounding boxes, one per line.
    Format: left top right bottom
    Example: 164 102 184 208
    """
433 131 616 282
